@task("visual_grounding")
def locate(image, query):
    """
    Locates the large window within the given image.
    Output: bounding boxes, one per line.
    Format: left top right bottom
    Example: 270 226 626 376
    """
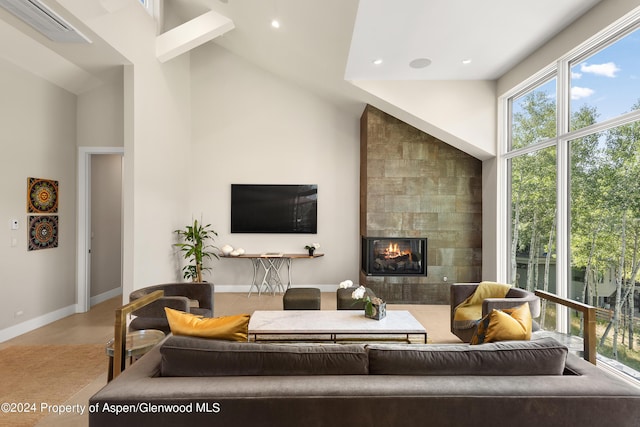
504 12 640 381
570 27 640 130
509 147 557 294
510 77 557 149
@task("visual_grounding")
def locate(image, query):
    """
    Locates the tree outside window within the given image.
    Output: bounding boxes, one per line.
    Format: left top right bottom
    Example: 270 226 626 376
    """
507 22 640 379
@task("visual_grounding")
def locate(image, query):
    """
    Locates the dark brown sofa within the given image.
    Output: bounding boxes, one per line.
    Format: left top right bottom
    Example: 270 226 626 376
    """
89 335 640 427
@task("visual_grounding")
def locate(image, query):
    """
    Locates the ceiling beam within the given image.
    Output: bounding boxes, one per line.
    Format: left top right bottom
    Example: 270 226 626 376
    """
156 9 234 63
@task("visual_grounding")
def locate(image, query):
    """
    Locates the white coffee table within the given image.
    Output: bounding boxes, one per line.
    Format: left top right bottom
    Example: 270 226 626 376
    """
248 310 427 343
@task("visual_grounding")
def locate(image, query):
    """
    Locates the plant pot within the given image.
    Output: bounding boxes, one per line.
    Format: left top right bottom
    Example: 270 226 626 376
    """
308 248 315 256
365 301 386 320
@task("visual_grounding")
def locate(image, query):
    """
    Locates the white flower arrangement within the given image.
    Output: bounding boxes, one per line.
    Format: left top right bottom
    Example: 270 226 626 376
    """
351 285 367 300
339 279 353 289
351 285 385 318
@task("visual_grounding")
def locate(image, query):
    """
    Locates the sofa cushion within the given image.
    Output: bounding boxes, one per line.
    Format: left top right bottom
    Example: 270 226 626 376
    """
471 303 532 345
367 337 567 376
160 336 369 377
164 307 249 342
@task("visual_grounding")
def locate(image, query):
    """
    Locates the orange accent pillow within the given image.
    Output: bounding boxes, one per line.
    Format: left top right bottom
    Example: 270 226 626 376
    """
164 307 250 342
471 303 532 345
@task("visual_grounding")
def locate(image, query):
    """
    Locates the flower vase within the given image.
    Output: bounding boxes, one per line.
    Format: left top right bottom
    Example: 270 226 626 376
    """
365 300 386 320
308 248 315 256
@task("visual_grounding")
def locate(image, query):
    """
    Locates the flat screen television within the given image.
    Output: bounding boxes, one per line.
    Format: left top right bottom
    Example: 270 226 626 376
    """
231 184 318 234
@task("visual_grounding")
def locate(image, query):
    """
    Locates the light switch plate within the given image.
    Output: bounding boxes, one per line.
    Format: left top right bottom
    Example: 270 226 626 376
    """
10 219 19 230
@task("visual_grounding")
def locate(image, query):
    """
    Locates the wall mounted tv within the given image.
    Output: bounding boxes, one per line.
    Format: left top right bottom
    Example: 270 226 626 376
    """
231 184 318 234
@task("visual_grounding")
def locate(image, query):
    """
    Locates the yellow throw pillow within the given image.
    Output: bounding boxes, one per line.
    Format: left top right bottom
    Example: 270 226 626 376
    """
471 303 532 345
164 307 250 342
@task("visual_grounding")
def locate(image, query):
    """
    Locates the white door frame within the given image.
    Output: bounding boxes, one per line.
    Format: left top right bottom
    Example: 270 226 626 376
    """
76 146 125 313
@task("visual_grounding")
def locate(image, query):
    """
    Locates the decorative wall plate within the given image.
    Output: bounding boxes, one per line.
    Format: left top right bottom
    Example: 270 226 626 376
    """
28 215 58 251
28 177 58 213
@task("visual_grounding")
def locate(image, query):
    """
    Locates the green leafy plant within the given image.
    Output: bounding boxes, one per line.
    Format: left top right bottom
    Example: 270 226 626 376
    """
174 219 219 282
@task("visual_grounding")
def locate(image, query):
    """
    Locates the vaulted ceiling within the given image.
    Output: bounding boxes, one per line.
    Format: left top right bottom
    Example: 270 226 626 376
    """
0 0 603 158
165 0 601 108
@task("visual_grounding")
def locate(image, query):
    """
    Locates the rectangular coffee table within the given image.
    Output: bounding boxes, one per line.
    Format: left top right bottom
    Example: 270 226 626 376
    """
248 310 427 343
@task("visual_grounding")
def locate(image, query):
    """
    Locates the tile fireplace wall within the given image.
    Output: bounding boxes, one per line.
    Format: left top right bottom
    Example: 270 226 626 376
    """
359 105 482 304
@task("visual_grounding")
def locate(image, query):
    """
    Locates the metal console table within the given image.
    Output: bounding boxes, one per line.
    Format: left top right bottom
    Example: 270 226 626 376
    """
223 253 324 296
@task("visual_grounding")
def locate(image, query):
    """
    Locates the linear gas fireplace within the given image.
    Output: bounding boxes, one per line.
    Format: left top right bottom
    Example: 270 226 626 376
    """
361 237 427 277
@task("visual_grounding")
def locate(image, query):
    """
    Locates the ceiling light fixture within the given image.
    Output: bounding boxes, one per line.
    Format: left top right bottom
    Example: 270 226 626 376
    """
271 0 280 29
409 58 432 69
462 59 472 65
372 58 383 65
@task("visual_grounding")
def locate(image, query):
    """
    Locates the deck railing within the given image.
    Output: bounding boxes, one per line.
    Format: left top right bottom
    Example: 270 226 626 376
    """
534 290 597 365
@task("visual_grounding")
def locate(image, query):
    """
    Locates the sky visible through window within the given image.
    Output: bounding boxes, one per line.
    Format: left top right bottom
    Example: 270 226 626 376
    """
570 27 640 124
512 26 640 133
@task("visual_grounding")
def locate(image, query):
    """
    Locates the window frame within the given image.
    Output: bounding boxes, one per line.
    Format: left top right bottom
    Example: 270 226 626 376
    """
499 8 640 339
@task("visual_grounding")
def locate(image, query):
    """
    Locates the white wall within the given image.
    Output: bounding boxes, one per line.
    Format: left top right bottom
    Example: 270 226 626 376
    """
60 0 194 299
482 157 498 281
77 72 124 148
190 44 361 288
0 58 77 337
352 80 497 161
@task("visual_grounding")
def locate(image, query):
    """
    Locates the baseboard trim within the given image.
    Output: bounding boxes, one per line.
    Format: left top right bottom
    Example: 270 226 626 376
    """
0 304 77 343
90 287 122 307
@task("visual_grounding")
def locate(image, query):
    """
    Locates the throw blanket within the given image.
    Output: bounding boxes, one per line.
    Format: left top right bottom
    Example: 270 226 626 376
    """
453 282 512 330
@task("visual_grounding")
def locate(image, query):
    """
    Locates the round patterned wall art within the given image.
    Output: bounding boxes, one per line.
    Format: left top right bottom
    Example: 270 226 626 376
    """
28 177 58 213
28 215 59 251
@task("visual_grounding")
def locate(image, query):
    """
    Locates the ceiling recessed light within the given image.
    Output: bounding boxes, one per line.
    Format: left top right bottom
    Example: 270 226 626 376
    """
409 58 432 69
462 59 472 65
271 19 280 28
372 58 383 65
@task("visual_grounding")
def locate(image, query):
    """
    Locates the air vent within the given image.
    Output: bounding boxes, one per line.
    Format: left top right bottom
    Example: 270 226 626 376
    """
0 0 91 43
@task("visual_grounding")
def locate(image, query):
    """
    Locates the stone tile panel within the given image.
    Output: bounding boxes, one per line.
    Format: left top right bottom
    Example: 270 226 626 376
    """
360 105 482 304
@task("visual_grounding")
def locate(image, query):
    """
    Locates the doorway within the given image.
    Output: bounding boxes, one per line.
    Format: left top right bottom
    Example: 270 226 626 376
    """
77 147 124 312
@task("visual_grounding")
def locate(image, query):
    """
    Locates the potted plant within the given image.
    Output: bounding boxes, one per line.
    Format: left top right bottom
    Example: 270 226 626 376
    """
304 242 320 256
174 219 219 282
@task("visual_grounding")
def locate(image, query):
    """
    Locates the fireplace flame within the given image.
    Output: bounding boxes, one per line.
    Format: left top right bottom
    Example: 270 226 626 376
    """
383 242 411 259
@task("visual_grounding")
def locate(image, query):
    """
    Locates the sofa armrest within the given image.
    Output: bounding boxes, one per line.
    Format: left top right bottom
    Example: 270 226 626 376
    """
130 282 215 313
483 294 541 318
132 297 190 318
201 282 215 310
171 282 214 311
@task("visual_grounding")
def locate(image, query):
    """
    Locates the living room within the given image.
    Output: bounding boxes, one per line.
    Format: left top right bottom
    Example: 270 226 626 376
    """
5 0 639 337
0 0 501 341
2 0 640 424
